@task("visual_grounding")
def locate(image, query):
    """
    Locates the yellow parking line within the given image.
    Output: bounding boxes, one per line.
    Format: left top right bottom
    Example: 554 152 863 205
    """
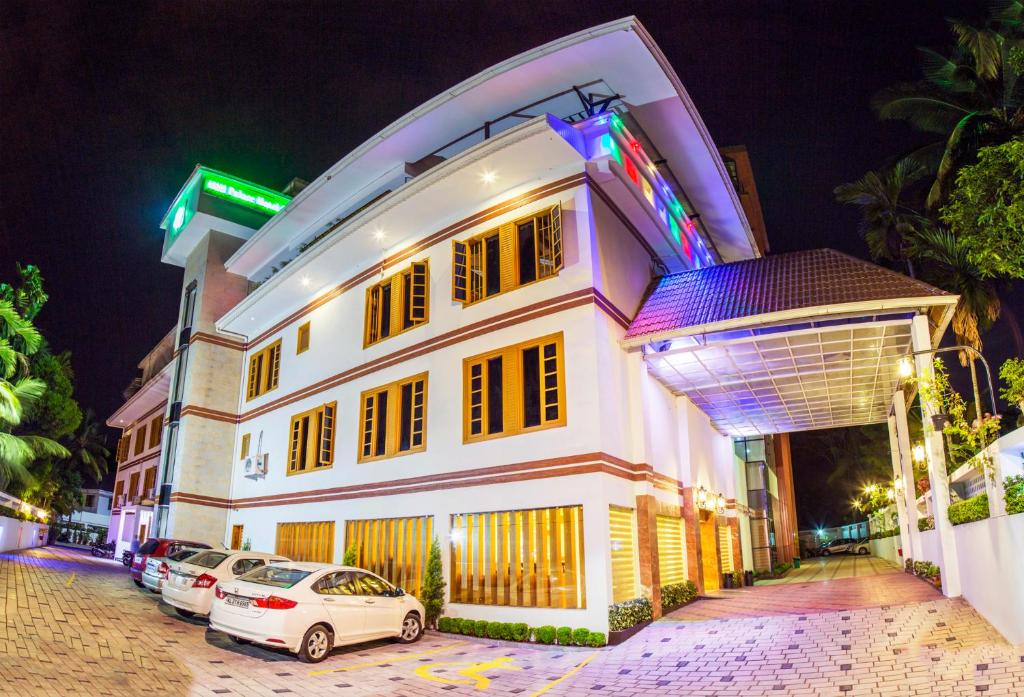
308 640 468 677
66 573 76 587
529 651 598 697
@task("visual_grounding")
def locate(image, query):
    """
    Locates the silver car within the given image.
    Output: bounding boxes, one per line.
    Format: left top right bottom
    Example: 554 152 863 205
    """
141 547 206 593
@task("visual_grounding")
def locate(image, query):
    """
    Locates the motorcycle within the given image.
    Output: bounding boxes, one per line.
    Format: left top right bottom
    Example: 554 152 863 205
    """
91 541 116 559
121 550 134 567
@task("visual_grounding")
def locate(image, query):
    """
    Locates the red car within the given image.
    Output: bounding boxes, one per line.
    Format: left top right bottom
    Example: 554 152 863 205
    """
130 538 213 587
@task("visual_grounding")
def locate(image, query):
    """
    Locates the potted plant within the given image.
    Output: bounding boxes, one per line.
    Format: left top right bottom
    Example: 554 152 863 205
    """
1000 358 1024 413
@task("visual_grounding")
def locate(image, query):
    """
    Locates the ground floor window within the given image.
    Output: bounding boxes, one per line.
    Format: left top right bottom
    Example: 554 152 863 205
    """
718 518 735 573
344 516 433 598
230 524 244 550
656 515 687 586
609 506 637 602
276 521 335 563
450 505 584 609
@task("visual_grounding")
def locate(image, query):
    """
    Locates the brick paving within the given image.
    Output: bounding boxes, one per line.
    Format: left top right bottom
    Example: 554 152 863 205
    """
2 546 1022 696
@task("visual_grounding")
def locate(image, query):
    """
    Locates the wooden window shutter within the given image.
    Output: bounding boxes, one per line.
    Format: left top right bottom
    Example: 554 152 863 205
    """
408 261 428 323
365 286 380 344
549 203 563 273
240 433 251 459
502 347 522 434
452 240 468 303
246 355 260 400
360 393 375 459
319 403 335 466
268 343 281 391
288 416 302 472
498 222 517 292
389 274 403 336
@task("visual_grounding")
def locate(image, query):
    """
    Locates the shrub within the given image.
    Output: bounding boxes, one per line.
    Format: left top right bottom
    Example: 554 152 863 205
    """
474 620 488 638
913 560 939 579
1005 475 1024 515
510 623 530 642
499 622 514 641
572 627 591 646
948 493 990 526
918 516 935 531
904 558 914 573
342 543 358 566
462 619 476 636
535 625 557 644
420 537 446 629
486 621 504 640
556 626 572 645
608 597 653 632
661 580 698 610
587 631 607 647
437 617 452 633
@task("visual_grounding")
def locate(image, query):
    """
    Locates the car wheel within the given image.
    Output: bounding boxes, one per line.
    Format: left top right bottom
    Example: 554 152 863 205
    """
859 547 869 555
228 635 250 645
821 550 830 557
298 624 332 663
133 579 144 588
397 613 423 644
175 608 196 619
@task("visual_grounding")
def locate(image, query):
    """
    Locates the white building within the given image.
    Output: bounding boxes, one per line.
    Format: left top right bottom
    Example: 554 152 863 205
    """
108 18 956 634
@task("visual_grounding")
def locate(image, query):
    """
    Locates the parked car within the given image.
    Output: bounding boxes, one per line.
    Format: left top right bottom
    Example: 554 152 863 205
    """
819 538 871 556
162 550 290 618
130 538 213 588
209 563 425 663
142 547 207 593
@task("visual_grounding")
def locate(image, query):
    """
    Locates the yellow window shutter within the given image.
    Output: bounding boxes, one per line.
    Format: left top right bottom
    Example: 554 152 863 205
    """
268 343 281 391
498 222 517 292
389 274 403 335
549 203 563 272
502 347 521 434
319 403 335 466
288 417 302 472
452 240 468 303
360 393 375 460
409 261 428 323
246 355 259 400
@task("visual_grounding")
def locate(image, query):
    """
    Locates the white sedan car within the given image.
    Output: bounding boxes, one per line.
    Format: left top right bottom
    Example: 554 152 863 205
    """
162 550 290 618
209 562 425 663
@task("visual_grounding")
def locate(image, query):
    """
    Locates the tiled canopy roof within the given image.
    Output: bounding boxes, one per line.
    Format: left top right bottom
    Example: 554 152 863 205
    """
625 248 952 342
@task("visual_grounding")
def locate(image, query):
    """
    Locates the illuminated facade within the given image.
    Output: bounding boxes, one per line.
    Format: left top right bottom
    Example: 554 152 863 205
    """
115 18 960 633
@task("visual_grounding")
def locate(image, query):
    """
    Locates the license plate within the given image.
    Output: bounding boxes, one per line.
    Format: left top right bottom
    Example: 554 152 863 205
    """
225 596 250 609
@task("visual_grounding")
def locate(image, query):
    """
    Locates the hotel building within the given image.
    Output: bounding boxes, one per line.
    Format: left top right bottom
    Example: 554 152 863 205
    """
107 18 955 633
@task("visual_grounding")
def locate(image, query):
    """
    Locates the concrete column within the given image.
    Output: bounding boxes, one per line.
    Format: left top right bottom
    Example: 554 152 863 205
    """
887 410 912 564
893 389 922 561
635 494 661 618
911 314 961 597
682 487 704 593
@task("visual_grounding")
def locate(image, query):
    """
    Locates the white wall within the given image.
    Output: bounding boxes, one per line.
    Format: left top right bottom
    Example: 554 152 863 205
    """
869 535 901 567
0 515 47 553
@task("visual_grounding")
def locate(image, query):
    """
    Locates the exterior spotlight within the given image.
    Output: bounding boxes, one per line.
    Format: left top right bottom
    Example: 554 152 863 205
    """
912 444 926 464
373 230 385 241
716 495 726 514
300 276 311 288
898 357 914 379
480 170 496 184
894 476 904 493
886 488 895 501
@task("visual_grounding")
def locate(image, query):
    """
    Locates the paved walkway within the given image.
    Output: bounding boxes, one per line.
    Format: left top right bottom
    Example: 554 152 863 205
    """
756 554 899 585
1 547 1022 696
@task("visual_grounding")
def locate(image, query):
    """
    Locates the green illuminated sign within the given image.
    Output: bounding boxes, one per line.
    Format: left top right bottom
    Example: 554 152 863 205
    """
201 172 290 215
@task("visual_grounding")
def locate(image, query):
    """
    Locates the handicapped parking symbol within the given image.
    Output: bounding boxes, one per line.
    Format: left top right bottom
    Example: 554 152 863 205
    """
414 655 521 690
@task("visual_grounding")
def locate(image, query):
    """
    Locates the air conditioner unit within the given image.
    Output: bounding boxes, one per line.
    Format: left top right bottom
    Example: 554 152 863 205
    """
242 453 268 478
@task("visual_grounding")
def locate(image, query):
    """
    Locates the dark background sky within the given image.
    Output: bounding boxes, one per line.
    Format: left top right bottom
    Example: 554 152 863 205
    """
1 1 1018 517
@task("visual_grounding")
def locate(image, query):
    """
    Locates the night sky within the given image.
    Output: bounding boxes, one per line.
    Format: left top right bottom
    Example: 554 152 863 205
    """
2 1 1018 517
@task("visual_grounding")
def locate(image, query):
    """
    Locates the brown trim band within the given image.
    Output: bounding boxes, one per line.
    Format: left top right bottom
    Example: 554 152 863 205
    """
190 332 246 352
180 405 238 424
593 288 632 330
247 172 588 348
116 450 160 473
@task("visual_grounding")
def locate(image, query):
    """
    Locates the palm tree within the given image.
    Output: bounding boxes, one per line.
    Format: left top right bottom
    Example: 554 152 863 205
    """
62 410 110 484
872 4 1024 210
834 159 929 276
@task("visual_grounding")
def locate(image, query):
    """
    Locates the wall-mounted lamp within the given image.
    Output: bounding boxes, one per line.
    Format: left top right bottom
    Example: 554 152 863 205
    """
898 356 914 379
912 444 926 464
894 476 904 493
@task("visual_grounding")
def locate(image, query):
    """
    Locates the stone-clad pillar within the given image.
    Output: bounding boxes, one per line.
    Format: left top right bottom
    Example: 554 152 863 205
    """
635 494 662 618
682 487 704 593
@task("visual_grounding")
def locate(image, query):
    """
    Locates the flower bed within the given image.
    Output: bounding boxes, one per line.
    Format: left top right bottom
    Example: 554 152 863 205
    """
660 581 698 612
435 617 606 647
948 493 990 526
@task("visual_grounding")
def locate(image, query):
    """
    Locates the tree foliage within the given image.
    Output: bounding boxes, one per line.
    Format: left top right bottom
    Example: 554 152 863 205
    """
420 536 445 629
941 139 1024 279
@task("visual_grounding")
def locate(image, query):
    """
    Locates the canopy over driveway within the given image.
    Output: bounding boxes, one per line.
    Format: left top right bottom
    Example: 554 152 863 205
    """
623 249 958 436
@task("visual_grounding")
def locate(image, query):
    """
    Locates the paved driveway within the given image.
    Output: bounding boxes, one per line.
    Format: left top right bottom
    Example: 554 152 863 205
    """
1 546 1022 696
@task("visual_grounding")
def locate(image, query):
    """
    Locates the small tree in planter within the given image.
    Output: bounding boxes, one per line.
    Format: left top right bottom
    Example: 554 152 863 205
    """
420 536 445 629
343 542 358 566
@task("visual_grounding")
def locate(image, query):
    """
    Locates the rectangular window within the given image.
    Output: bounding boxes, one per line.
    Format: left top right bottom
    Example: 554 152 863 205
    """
463 333 564 442
449 505 585 609
231 524 244 550
358 373 427 462
718 521 735 574
142 467 157 496
609 506 637 603
287 402 336 475
246 339 281 400
128 472 140 500
364 260 429 346
275 521 335 563
452 204 562 305
148 416 162 449
114 480 124 502
344 516 433 598
133 425 147 456
296 322 311 354
240 433 251 459
656 515 687 586
116 435 130 463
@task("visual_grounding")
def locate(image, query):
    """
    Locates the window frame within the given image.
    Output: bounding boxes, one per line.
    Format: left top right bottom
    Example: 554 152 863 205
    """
357 372 428 463
363 260 430 347
453 204 562 307
286 401 336 476
148 415 163 449
133 424 147 456
462 332 566 443
296 322 311 355
239 433 251 460
245 339 282 401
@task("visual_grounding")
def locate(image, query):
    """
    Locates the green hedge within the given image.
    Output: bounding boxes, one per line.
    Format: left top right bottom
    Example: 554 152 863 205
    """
660 581 698 610
0 504 45 524
868 528 898 539
948 493 990 526
1005 475 1024 515
434 618 606 647
917 516 935 531
608 597 653 631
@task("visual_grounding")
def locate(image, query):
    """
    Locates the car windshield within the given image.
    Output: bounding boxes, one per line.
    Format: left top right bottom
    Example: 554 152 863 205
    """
239 565 311 589
186 551 230 569
137 539 159 555
169 548 201 561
